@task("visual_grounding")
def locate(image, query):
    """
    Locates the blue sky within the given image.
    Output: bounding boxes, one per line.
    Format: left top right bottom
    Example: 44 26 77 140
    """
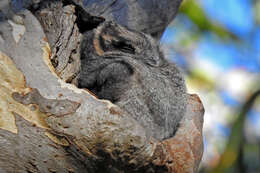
162 0 260 72
162 0 260 123
202 0 254 38
200 0 260 72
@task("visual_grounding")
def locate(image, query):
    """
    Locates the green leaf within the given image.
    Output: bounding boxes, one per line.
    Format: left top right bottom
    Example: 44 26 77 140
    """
179 0 239 41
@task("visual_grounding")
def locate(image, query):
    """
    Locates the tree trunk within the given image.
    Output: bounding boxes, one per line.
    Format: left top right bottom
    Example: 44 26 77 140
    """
0 0 204 172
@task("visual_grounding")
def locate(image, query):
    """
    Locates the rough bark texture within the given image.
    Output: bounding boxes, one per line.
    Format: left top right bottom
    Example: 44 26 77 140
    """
10 0 182 39
0 0 204 172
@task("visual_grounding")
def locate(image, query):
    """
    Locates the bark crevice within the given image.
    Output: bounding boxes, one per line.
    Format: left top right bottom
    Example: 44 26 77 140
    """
0 0 204 172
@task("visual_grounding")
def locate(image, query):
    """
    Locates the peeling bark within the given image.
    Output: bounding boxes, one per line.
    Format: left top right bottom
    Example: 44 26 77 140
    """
12 88 81 116
0 0 204 172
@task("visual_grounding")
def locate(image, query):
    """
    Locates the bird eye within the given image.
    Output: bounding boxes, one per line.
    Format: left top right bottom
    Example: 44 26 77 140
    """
112 40 135 54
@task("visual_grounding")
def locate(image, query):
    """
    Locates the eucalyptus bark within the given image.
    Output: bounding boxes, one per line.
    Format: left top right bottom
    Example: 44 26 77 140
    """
0 0 204 172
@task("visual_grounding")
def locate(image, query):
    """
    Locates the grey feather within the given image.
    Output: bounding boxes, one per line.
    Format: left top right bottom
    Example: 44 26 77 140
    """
78 21 187 140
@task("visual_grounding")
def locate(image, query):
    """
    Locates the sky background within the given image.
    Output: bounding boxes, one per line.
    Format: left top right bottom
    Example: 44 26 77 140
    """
161 0 260 172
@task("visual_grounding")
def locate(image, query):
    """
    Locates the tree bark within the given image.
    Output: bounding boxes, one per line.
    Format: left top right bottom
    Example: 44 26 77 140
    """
0 0 204 172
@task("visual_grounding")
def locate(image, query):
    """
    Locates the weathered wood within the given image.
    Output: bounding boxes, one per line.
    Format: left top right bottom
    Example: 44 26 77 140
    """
32 1 82 82
0 0 204 172
0 8 153 172
10 0 182 39
68 0 182 39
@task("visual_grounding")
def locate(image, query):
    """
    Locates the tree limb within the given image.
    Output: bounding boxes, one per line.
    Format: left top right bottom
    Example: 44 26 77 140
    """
0 0 204 172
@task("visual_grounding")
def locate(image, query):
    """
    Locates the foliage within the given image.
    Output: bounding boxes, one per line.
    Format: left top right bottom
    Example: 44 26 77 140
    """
162 0 260 172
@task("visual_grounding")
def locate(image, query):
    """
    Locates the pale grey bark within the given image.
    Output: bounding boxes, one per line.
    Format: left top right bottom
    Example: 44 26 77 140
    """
0 0 204 172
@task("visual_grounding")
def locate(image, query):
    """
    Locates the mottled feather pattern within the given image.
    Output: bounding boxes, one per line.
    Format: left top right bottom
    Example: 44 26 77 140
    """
79 21 187 140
